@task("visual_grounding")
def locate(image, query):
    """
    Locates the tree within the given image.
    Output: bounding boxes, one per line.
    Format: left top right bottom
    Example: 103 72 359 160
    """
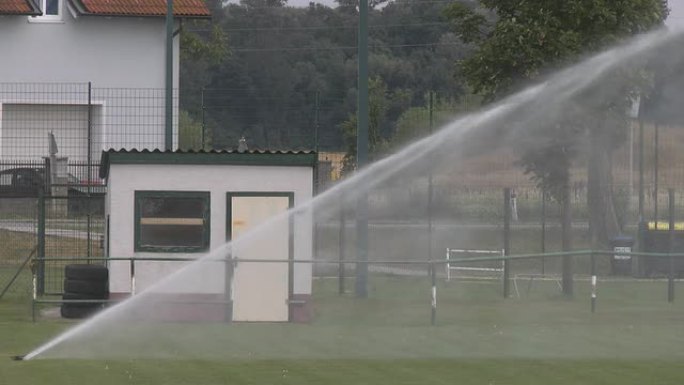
179 0 472 152
178 110 208 150
340 77 391 174
390 93 480 150
445 0 667 295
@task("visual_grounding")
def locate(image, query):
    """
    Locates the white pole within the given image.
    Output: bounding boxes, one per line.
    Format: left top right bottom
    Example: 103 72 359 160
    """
446 248 450 281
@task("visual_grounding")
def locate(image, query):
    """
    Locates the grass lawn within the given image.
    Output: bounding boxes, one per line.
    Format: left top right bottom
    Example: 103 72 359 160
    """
2 274 684 384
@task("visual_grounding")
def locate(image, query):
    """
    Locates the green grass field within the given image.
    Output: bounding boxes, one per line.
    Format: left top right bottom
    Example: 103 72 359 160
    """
3 274 684 384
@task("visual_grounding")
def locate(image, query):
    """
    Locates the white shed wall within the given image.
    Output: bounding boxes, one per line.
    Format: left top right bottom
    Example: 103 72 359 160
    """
106 163 313 296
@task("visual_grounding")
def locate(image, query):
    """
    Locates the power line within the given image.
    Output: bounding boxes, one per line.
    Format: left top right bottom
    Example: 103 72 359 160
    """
219 0 455 10
186 21 450 33
230 41 461 52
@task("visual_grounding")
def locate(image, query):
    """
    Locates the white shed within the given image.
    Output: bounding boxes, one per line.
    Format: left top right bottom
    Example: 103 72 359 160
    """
99 149 316 322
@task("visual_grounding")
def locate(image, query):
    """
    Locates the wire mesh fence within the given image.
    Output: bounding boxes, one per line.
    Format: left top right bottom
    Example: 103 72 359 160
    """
3 81 684 310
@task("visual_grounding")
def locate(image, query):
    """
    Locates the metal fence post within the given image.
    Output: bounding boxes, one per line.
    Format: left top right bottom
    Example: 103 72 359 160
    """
339 192 346 295
427 91 434 267
37 190 46 296
87 82 93 261
224 251 233 322
503 188 511 298
590 251 597 313
541 188 546 275
31 261 37 322
130 258 136 295
668 188 675 303
430 261 437 326
201 87 206 149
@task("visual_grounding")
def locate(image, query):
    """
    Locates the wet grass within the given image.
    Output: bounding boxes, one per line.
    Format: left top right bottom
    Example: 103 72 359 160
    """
2 275 684 384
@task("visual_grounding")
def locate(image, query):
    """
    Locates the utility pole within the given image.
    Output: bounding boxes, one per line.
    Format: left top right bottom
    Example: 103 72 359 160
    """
428 92 434 264
355 0 369 298
165 0 174 151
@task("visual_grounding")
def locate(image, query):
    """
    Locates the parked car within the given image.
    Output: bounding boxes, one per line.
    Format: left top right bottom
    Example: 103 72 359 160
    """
0 167 105 198
0 167 47 197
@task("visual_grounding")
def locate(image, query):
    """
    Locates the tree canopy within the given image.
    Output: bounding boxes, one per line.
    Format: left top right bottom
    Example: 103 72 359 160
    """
179 0 473 151
445 0 667 244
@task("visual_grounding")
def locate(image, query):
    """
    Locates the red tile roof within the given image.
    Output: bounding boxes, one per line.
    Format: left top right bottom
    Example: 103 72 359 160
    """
0 0 42 15
71 0 211 18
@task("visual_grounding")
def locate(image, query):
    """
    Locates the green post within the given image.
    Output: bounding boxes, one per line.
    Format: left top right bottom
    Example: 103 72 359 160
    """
312 93 320 271
430 261 437 326
668 188 675 303
339 192 346 295
314 91 320 152
654 124 659 227
637 120 645 276
541 188 546 275
503 188 511 298
201 87 206 149
224 249 233 322
561 181 574 296
638 120 644 221
590 251 597 313
37 191 45 296
87 82 92 261
165 0 174 151
355 0 369 299
427 92 434 264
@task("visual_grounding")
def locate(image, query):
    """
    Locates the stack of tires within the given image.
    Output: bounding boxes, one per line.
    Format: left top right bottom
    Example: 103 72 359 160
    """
61 264 109 319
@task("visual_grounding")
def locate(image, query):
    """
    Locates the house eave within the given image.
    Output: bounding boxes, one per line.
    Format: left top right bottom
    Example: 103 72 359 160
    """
0 0 43 16
67 0 211 19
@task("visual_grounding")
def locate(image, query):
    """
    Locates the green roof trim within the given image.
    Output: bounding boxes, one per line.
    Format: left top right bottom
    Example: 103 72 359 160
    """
100 150 317 178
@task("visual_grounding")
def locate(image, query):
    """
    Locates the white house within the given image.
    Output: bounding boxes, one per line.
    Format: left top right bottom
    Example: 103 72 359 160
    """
0 0 210 163
99 149 316 322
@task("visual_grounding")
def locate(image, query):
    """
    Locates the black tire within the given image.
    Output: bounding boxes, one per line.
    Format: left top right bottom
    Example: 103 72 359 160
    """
63 291 109 307
61 305 100 319
64 264 108 281
64 279 109 296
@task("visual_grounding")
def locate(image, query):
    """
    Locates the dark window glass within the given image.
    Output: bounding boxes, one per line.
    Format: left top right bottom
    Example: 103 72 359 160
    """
45 0 59 15
137 194 209 251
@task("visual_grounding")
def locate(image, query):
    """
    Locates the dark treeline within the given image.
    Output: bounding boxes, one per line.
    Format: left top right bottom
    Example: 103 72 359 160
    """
179 0 474 151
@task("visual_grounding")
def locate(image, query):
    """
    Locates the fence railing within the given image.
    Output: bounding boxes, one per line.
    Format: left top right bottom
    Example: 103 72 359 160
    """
29 250 684 323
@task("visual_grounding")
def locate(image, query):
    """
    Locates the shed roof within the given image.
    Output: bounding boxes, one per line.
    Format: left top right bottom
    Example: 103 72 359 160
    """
0 0 42 15
99 149 317 178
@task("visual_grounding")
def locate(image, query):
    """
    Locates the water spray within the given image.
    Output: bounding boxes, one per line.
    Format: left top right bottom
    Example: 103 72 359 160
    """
21 25 684 361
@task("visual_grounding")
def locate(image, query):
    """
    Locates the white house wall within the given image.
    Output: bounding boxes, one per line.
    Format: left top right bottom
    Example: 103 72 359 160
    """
0 104 89 161
0 11 178 88
0 9 180 158
106 164 313 297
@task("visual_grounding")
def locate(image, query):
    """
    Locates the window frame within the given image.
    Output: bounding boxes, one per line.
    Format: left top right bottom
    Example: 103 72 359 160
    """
134 191 211 253
29 0 64 23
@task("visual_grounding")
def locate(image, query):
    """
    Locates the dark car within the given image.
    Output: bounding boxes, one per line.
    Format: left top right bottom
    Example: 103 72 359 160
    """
0 167 105 198
0 167 47 197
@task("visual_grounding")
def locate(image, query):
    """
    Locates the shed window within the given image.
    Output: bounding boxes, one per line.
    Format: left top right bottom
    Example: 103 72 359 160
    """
135 191 210 252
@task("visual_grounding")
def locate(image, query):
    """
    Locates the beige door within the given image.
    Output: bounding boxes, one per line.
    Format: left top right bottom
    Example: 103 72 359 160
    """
230 195 291 322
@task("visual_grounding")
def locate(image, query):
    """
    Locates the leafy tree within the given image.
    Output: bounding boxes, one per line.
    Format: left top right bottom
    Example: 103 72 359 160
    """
180 0 472 151
390 93 480 150
340 77 390 174
178 110 208 150
445 0 667 294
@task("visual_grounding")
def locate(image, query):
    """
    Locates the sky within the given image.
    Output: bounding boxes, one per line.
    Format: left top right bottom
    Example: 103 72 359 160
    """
668 0 684 27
